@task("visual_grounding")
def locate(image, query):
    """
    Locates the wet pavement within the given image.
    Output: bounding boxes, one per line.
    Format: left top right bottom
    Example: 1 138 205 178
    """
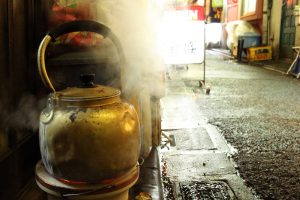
18 51 300 200
159 51 300 200
160 61 257 199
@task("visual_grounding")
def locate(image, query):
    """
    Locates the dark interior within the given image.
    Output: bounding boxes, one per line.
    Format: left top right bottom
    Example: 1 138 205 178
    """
0 1 121 199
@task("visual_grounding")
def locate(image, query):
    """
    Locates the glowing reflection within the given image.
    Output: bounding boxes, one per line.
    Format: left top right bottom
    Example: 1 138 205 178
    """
154 3 205 65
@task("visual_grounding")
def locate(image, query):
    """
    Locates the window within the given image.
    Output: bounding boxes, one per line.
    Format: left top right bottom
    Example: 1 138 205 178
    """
240 0 262 21
242 0 257 15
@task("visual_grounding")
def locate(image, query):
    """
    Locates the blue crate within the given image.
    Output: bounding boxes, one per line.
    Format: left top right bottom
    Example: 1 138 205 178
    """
238 33 261 49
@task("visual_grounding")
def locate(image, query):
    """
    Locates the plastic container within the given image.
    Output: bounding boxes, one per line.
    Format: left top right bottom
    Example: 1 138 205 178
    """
238 32 261 49
247 46 272 62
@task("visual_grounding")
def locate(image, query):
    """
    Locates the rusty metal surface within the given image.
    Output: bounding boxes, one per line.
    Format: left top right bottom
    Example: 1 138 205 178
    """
130 148 163 200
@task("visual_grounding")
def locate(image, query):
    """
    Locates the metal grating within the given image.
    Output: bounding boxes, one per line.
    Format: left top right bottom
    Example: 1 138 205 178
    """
179 181 236 200
162 177 237 200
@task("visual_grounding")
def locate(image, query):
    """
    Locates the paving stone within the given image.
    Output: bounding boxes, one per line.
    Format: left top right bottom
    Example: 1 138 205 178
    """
161 128 216 151
162 152 236 182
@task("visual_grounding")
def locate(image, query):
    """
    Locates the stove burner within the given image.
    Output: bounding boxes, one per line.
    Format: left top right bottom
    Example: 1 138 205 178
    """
35 160 139 200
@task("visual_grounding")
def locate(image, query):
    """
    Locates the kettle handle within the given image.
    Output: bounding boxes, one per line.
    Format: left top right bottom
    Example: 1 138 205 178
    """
37 20 125 92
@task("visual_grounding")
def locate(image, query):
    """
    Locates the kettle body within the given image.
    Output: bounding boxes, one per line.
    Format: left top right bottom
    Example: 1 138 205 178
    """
39 89 140 182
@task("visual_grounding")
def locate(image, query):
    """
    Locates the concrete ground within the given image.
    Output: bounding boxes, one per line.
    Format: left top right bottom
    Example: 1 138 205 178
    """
160 51 300 200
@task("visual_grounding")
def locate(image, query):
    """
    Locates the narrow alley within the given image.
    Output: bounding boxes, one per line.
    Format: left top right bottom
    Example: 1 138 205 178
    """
2 1 300 200
159 51 300 200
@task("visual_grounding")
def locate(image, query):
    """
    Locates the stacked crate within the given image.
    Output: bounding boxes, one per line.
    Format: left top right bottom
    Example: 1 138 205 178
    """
247 46 272 62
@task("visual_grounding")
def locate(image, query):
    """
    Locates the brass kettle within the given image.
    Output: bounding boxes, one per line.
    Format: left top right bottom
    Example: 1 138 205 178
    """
37 20 141 183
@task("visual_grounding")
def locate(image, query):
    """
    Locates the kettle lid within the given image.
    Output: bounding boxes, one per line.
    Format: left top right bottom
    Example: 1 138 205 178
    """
56 74 120 101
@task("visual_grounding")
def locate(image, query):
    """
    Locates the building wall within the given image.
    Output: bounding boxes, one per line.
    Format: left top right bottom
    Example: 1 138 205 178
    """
262 0 269 45
269 0 282 60
224 0 283 59
295 3 300 46
227 0 239 22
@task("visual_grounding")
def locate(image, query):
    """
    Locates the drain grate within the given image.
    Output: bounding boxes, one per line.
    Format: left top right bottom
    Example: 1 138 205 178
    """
162 177 236 200
179 181 236 200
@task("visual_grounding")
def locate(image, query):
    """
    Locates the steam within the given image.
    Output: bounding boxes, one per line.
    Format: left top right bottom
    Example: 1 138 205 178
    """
94 0 165 98
0 92 46 133
0 86 45 154
0 1 166 138
92 1 166 155
6 94 46 131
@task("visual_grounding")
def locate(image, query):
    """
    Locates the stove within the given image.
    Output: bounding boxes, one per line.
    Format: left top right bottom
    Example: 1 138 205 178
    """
35 161 139 200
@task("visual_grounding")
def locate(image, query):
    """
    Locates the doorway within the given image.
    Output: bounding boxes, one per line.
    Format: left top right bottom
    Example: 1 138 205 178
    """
280 0 298 59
